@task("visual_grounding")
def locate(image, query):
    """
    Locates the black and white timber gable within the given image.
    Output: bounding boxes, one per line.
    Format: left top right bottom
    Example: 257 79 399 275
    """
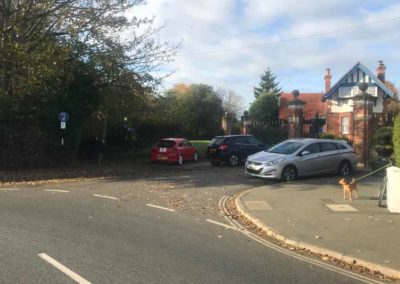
323 62 394 101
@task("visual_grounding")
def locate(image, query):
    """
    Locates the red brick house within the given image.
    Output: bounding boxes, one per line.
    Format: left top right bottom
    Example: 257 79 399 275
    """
322 61 393 139
277 61 395 167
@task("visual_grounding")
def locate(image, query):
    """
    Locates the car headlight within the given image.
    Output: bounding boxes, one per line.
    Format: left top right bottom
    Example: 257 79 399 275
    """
265 158 285 166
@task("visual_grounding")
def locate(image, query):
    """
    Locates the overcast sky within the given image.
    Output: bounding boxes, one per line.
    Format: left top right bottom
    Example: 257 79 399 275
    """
133 0 400 110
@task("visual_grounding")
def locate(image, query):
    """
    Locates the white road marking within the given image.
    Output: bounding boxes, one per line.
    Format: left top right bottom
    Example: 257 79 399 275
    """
206 219 237 231
45 189 70 193
93 194 119 200
326 204 358 212
0 188 19 191
146 204 176 212
38 253 91 284
151 175 191 180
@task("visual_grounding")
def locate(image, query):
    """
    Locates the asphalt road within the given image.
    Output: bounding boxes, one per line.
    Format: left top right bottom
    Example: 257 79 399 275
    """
0 162 372 283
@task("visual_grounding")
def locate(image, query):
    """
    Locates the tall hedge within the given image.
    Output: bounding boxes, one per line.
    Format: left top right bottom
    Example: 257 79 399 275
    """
394 115 400 166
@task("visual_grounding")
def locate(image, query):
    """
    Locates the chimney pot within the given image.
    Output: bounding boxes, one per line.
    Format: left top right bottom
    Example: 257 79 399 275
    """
324 68 332 93
376 60 386 83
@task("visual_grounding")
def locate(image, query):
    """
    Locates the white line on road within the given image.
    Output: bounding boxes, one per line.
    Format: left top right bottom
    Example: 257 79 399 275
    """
206 219 237 231
45 189 70 193
93 194 119 200
38 253 91 284
151 175 191 180
0 188 19 191
146 203 176 212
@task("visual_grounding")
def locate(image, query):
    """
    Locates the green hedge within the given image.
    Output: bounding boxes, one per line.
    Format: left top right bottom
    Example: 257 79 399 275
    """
319 133 352 145
373 126 393 157
190 140 210 158
393 115 400 166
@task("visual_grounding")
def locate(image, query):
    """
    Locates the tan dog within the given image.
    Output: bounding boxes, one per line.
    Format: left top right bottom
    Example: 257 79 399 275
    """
338 178 358 201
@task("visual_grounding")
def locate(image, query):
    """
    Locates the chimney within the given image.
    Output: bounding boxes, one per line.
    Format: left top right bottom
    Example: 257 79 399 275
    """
324 68 332 93
376 60 386 83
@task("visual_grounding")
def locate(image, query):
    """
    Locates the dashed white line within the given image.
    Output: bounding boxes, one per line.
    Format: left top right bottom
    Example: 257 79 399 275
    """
0 188 20 191
45 189 70 193
93 194 119 200
206 219 237 231
146 204 176 212
38 253 91 284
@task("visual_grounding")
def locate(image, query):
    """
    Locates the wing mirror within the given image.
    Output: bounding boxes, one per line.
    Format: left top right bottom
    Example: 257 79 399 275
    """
299 150 311 156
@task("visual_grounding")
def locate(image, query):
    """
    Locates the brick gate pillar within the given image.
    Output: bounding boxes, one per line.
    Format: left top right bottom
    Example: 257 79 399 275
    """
287 90 305 138
353 83 376 169
222 112 233 135
240 111 251 135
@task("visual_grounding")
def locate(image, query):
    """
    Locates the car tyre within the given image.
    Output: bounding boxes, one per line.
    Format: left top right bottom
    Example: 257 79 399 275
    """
338 160 351 176
177 155 183 166
228 154 239 167
281 165 297 182
193 152 198 162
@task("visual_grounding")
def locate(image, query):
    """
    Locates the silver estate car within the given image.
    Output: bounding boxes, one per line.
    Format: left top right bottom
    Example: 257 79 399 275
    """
245 138 357 181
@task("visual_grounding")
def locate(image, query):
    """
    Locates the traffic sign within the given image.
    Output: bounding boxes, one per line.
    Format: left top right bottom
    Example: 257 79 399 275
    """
58 112 69 122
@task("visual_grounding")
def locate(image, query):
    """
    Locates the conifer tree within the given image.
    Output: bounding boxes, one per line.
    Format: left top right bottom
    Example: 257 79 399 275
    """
254 68 282 98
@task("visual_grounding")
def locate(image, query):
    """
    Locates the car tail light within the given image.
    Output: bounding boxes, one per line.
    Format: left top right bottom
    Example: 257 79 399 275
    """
219 144 228 151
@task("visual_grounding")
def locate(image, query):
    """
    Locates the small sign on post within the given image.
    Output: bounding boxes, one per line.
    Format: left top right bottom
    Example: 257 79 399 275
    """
58 112 69 123
58 112 69 146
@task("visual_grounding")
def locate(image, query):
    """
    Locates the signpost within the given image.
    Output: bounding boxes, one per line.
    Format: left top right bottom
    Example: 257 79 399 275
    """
58 112 69 146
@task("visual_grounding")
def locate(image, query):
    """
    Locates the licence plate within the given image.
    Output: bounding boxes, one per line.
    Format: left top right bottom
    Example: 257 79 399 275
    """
157 155 168 160
209 148 216 153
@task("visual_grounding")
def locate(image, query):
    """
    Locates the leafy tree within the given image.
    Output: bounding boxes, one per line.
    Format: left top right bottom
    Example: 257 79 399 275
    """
249 92 279 122
0 0 178 168
160 84 224 139
254 68 282 98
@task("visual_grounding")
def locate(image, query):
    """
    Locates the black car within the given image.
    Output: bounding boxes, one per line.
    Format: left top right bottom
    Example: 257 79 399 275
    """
206 135 267 166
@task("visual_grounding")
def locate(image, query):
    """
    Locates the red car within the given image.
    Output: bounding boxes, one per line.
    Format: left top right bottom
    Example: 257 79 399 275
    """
150 138 198 165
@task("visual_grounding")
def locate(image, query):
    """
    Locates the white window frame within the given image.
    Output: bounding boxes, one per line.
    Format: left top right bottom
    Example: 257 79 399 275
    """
341 116 349 135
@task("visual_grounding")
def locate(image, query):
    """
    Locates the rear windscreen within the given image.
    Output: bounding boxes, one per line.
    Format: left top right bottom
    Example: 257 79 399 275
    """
209 137 225 145
157 140 176 148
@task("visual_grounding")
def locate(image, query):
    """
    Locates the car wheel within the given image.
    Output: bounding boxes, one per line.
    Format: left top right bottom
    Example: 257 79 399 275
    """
338 161 351 176
193 152 198 162
177 155 183 166
228 154 239 167
281 165 297 182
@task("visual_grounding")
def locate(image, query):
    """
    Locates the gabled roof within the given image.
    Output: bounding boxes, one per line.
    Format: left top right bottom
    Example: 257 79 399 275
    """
323 62 394 100
279 93 325 119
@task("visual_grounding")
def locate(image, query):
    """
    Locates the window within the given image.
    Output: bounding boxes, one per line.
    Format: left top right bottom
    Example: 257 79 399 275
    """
210 137 224 145
268 141 305 154
303 143 320 154
320 142 338 152
341 117 349 135
157 140 176 148
335 143 347 150
235 136 249 144
248 136 262 145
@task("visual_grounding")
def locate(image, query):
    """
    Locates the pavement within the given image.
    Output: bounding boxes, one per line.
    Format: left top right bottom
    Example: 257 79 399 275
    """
236 173 400 279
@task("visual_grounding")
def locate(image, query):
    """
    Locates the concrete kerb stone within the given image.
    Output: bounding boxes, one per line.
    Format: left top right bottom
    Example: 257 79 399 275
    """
234 188 400 280
298 242 344 261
